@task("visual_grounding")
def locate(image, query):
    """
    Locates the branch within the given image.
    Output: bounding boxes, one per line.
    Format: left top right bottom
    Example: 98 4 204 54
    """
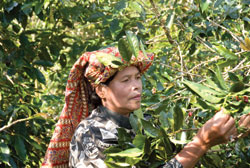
149 0 175 44
0 117 32 132
188 56 223 73
154 61 202 77
170 128 199 136
177 44 184 81
207 18 244 44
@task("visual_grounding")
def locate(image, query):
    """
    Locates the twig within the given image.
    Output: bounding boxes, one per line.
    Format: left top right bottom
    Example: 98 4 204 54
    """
228 58 247 73
0 117 32 132
155 61 202 77
170 128 199 136
188 56 223 73
207 18 244 44
149 0 175 44
146 79 206 112
195 36 217 53
177 44 184 81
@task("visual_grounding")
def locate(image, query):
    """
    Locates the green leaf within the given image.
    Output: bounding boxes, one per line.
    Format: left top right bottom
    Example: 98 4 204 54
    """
205 77 226 94
14 136 26 161
200 0 209 13
208 66 228 90
173 104 184 131
108 148 142 157
242 106 250 115
19 105 32 116
228 72 240 82
159 127 173 155
96 52 122 68
34 68 46 84
166 9 175 29
118 38 132 62
115 0 127 11
214 0 224 8
9 157 17 168
129 2 144 14
34 2 43 15
117 128 132 145
59 54 67 67
21 2 33 15
159 111 172 128
133 134 146 150
141 119 159 137
33 60 54 67
233 87 250 95
134 108 143 119
109 19 124 39
139 39 148 59
0 142 10 165
125 31 139 58
183 80 223 103
214 45 237 60
229 82 245 92
195 98 219 111
243 76 250 84
217 59 236 68
129 114 140 134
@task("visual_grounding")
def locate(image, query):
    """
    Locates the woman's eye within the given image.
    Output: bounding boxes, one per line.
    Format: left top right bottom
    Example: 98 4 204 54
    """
122 79 129 82
136 76 141 79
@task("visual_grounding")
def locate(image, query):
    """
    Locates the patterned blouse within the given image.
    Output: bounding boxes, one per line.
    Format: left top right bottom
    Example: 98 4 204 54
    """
69 106 183 168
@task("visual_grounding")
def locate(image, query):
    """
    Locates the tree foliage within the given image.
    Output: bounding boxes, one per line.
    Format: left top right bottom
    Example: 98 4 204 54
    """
0 0 250 167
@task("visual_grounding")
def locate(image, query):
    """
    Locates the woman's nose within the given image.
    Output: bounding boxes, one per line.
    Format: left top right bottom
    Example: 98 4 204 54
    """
132 79 142 90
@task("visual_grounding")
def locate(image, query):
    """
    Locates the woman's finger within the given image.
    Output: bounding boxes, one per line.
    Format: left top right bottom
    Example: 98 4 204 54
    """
224 116 235 131
239 114 247 125
225 125 237 141
239 115 250 128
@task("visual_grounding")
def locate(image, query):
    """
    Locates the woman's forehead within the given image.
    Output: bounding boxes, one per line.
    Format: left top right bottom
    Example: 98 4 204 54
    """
116 66 140 78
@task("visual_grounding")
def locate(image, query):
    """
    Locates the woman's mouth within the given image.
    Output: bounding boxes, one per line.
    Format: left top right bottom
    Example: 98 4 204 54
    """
131 94 141 100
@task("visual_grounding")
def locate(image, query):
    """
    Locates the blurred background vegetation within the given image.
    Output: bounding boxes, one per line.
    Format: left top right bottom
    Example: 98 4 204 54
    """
0 0 249 167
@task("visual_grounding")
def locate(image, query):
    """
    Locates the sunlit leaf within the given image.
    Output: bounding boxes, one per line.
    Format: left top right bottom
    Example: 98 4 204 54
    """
141 119 159 137
133 134 146 150
96 52 122 68
118 38 132 62
183 80 223 103
108 148 142 157
214 45 237 60
125 31 139 58
0 142 10 165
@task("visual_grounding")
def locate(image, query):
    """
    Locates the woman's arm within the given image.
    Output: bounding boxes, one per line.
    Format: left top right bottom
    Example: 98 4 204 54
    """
175 111 237 168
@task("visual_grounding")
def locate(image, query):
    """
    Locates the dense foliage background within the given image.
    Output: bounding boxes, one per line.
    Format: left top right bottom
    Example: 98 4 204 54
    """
0 0 249 167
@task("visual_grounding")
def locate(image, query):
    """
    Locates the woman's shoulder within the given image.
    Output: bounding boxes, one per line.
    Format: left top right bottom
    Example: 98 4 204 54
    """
74 107 108 133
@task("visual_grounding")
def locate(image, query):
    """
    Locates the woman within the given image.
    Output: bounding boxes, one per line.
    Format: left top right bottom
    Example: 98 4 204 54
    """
42 47 250 168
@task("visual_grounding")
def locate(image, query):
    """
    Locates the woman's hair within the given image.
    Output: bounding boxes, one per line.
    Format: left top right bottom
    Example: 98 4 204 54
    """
89 72 118 109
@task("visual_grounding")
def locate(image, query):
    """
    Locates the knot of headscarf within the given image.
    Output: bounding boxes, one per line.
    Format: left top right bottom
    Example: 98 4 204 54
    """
42 47 154 167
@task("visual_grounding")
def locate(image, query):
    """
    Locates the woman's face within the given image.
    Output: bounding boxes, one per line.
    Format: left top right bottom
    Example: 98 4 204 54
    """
102 66 142 116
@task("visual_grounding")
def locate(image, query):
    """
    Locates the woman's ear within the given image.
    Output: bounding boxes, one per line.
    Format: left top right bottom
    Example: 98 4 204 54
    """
95 84 107 99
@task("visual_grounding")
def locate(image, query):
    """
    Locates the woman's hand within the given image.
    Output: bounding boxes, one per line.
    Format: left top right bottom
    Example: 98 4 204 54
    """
194 110 237 149
238 114 250 138
175 110 237 168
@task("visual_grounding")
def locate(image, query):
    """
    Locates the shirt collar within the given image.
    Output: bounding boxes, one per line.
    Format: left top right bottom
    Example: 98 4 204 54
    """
99 106 132 129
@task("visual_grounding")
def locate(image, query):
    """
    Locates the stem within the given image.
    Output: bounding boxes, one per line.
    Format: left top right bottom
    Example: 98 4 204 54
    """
149 0 175 44
170 128 199 136
0 117 32 132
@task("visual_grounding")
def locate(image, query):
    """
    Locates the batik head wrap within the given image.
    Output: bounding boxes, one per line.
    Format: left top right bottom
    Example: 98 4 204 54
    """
42 47 154 167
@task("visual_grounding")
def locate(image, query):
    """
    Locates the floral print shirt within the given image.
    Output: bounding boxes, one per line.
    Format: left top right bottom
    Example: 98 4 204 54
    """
69 106 183 168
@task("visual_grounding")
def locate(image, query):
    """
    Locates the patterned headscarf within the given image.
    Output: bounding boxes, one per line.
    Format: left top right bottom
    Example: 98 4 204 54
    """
42 47 154 167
